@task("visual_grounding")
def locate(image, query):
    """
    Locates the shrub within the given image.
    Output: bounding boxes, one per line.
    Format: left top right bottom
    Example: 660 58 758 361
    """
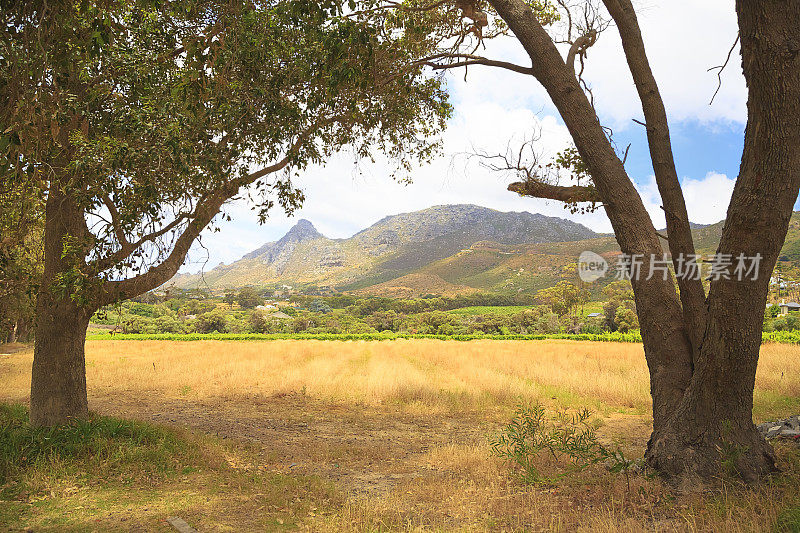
615 306 639 333
489 404 636 485
121 315 151 334
195 310 228 333
153 315 184 333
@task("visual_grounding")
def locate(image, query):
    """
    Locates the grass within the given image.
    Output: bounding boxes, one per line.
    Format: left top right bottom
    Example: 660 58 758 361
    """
2 339 800 530
84 331 645 342
0 403 338 531
2 339 653 416
0 403 189 489
446 305 534 315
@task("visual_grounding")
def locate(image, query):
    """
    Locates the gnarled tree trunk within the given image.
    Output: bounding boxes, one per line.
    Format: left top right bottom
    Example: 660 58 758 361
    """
490 0 800 484
30 188 94 426
646 0 800 483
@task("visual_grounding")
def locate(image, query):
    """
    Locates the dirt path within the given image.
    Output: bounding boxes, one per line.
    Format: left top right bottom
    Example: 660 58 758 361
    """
91 392 501 498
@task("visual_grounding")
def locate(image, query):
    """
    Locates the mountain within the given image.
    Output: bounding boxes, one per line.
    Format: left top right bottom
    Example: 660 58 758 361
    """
174 205 800 296
173 204 600 294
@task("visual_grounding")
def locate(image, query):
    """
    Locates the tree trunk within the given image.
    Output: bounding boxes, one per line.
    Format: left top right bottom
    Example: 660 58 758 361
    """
492 0 800 484
646 0 800 484
29 188 93 426
646 314 777 484
30 294 90 426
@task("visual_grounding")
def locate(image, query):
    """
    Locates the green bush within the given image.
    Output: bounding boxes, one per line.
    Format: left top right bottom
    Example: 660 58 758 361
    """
489 404 636 485
153 315 184 334
195 310 228 333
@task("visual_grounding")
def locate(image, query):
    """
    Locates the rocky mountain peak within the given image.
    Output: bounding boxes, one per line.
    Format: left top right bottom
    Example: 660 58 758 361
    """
282 219 323 243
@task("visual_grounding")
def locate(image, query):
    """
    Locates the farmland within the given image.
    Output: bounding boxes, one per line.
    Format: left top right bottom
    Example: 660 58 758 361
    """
2 339 800 531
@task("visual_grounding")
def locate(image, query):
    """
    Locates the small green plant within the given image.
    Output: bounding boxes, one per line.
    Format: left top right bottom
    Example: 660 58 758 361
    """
179 385 192 396
490 404 637 485
776 503 800 533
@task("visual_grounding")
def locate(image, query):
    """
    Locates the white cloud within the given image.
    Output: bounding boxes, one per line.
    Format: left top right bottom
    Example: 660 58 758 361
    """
682 172 736 224
180 1 744 273
583 0 744 127
636 171 735 230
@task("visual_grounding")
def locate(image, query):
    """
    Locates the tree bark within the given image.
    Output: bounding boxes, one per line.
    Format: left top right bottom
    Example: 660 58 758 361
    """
30 188 93 426
493 0 800 484
645 0 800 483
30 293 90 426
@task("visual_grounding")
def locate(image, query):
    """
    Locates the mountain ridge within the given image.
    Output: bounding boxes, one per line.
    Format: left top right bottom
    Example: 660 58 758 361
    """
172 208 800 296
174 204 599 293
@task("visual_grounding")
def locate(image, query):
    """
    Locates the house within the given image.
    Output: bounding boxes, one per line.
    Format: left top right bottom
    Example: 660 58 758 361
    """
779 301 800 316
587 313 602 318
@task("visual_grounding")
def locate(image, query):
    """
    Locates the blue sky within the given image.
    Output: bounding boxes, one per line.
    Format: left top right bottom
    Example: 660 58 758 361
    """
181 0 789 274
617 120 744 197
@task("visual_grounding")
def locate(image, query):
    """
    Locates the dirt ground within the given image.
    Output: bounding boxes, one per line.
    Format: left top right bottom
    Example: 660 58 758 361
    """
90 390 503 498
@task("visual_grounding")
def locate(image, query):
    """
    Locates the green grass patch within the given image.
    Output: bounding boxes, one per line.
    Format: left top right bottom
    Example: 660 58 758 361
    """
86 331 645 342
753 390 800 423
776 503 800 532
446 305 533 315
0 404 338 531
0 403 191 495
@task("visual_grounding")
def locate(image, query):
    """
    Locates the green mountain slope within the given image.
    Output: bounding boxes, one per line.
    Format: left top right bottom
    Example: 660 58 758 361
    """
173 204 599 293
172 208 800 296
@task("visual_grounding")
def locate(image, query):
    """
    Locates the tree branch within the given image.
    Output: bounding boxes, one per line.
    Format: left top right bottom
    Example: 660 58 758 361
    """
94 121 322 306
708 33 740 105
508 180 600 203
602 0 706 352
101 195 130 248
566 29 597 74
417 53 534 75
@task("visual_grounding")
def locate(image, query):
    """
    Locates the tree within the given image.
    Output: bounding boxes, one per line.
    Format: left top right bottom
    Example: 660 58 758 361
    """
236 286 262 309
536 280 588 317
394 0 799 483
613 306 638 333
0 179 43 343
1 0 448 425
195 310 228 334
602 280 635 332
308 299 333 314
223 290 237 306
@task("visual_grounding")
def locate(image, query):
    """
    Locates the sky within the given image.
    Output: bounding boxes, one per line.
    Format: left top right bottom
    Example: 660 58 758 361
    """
181 0 759 274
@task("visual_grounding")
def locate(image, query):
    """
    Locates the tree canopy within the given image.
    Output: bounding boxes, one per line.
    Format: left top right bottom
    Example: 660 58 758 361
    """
0 0 450 308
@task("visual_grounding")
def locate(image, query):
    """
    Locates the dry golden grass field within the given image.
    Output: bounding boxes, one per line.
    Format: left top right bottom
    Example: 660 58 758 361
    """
2 339 800 531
